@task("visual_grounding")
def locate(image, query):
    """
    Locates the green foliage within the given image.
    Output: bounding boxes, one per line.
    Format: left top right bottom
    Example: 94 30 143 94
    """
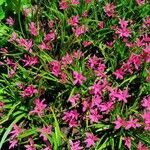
0 0 150 150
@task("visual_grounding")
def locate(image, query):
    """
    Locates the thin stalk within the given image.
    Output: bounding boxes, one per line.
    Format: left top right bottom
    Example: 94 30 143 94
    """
18 13 25 37
18 0 25 37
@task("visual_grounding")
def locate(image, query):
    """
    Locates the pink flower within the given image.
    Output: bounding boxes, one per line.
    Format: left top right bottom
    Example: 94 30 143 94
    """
95 71 106 79
89 108 102 123
116 88 131 103
69 94 80 106
49 60 61 76
128 54 141 70
8 68 17 78
68 16 79 26
142 34 150 42
22 55 38 66
70 140 83 150
82 11 88 17
61 53 73 67
106 41 114 47
146 69 150 82
143 16 150 28
0 47 8 54
142 111 150 131
113 68 124 80
138 141 148 150
135 0 145 6
16 82 24 89
42 146 52 150
103 3 115 17
16 38 26 45
8 32 17 42
108 87 118 101
9 124 24 149
98 21 104 29
126 42 134 48
122 62 133 73
59 1 68 10
113 116 126 129
23 7 31 17
95 63 106 77
116 27 131 38
25 137 36 150
73 25 88 37
116 19 131 37
21 85 38 97
29 22 38 36
59 72 68 83
24 40 33 52
73 71 86 85
9 139 18 149
89 81 102 95
0 61 4 66
144 46 150 54
16 38 33 53
39 125 52 141
63 110 79 122
143 46 150 63
48 20 54 29
91 95 102 107
85 132 98 148
123 137 131 149
136 38 143 47
125 116 141 130
38 42 52 51
82 41 92 47
142 95 150 110
109 87 130 103
63 110 79 128
0 101 4 117
71 0 79 5
29 99 47 117
72 50 84 59
88 55 101 69
5 58 16 68
69 119 78 128
44 31 55 41
0 101 4 108
82 99 91 112
6 17 15 26
99 101 114 113
119 19 129 28
89 79 107 95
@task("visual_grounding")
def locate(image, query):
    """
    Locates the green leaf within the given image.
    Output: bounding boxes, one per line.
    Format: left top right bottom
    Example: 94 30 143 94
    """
0 6 5 20
19 128 37 139
119 75 137 87
0 0 5 5
97 138 109 150
51 108 62 150
0 101 21 124
110 137 115 150
90 123 111 132
118 136 123 149
139 4 150 18
0 24 8 36
135 133 150 145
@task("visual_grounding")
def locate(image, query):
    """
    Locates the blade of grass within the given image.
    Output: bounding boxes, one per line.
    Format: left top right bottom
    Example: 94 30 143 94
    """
0 101 21 124
50 108 62 150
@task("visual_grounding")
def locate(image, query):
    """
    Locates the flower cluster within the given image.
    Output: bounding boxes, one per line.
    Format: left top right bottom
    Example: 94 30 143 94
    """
0 0 149 150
